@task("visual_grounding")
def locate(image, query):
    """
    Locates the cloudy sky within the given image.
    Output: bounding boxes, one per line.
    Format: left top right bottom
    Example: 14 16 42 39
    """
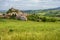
0 0 60 10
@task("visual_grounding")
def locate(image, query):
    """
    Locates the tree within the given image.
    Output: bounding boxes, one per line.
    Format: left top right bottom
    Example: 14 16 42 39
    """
10 14 16 19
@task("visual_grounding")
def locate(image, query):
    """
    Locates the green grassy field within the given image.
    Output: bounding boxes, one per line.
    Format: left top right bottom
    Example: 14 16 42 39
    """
0 19 60 40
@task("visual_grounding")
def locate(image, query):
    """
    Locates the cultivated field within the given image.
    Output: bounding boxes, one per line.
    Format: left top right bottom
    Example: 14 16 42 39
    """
0 19 60 40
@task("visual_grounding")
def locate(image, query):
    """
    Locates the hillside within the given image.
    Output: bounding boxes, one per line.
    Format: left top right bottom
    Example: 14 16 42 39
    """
0 7 60 17
24 7 60 17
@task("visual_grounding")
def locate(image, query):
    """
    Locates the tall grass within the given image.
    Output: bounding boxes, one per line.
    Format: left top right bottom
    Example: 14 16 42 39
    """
0 19 60 40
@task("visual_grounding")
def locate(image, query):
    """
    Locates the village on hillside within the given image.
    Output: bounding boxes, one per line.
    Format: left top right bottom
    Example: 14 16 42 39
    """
0 8 28 21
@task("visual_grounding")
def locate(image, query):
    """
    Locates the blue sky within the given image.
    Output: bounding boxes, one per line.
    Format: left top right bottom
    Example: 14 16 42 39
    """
0 0 60 10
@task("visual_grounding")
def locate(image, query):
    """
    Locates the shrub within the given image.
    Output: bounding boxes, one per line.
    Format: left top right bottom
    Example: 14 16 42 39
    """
41 17 47 22
9 29 14 32
27 14 40 22
41 17 56 22
3 14 5 16
28 14 57 22
49 18 56 22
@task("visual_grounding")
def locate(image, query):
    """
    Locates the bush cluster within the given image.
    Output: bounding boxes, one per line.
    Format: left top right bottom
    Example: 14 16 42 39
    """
27 14 40 22
41 17 57 22
28 14 57 22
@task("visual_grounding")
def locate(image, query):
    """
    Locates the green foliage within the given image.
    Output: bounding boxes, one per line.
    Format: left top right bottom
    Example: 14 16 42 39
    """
48 18 57 22
28 14 57 22
43 10 60 17
0 19 6 22
28 14 40 22
41 17 57 22
24 9 60 17
3 14 5 16
9 29 14 32
41 17 47 22
0 19 60 40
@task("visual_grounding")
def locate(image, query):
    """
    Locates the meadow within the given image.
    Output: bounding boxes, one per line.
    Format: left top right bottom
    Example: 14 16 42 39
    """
0 19 60 40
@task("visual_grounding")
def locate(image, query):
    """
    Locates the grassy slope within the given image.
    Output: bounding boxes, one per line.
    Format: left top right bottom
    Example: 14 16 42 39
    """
0 19 60 40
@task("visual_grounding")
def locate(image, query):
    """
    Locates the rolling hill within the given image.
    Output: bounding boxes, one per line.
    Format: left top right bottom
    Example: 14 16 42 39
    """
0 7 60 17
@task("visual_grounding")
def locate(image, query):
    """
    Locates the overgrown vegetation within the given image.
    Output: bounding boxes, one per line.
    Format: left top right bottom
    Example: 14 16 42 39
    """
27 14 57 22
27 14 40 21
0 19 60 40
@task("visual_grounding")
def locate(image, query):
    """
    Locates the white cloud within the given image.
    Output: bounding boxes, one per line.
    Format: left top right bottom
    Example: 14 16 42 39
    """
0 0 60 10
30 0 40 3
14 0 20 1
9 0 20 1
